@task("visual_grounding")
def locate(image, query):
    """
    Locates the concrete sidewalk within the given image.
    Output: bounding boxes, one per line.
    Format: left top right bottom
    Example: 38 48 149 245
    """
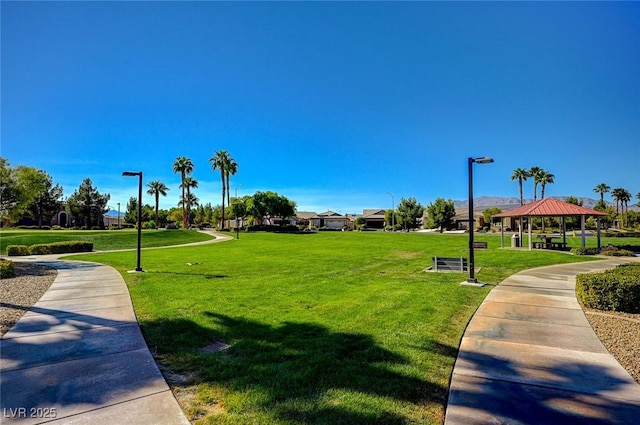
445 258 640 425
0 260 190 425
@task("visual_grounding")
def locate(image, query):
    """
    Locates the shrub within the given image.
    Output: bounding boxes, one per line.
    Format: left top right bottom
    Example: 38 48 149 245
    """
576 263 640 313
46 241 93 254
0 259 16 278
570 247 600 256
19 241 94 256
143 221 156 229
7 245 30 256
29 244 52 255
600 246 636 257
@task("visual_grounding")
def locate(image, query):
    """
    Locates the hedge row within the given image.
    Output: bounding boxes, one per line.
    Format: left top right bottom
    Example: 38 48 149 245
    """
0 259 15 278
576 263 640 313
571 246 637 257
7 241 93 256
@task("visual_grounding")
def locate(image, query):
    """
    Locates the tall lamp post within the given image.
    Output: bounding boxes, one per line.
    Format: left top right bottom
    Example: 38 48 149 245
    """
122 171 143 272
387 192 395 231
467 156 494 284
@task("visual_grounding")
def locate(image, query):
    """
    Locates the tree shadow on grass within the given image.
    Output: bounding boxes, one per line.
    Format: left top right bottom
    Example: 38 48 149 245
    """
142 312 454 424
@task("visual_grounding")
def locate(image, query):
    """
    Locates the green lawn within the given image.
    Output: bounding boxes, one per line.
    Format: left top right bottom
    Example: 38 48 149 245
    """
70 231 597 424
0 229 214 254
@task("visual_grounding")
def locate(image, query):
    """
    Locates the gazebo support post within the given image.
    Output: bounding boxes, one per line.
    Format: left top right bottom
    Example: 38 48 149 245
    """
597 218 601 251
519 217 523 248
528 215 532 251
562 217 566 246
500 218 504 248
581 215 586 247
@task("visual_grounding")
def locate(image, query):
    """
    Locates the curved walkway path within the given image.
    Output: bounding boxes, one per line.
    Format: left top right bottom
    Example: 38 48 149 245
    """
445 257 640 425
0 231 230 424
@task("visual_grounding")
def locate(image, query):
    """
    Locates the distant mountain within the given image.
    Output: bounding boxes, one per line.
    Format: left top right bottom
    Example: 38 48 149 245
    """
454 196 604 211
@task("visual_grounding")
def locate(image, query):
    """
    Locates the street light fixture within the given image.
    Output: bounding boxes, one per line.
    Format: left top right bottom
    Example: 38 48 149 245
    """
122 171 143 272
387 192 395 231
466 156 494 285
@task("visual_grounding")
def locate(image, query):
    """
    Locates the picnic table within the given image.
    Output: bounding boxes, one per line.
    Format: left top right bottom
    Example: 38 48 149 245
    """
533 234 567 250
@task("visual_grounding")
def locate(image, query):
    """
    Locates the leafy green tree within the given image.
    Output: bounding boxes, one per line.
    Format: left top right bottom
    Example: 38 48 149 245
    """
167 207 183 227
397 197 425 230
483 207 502 228
271 194 296 224
426 198 456 232
384 209 399 230
203 203 214 224
124 197 153 225
565 196 583 206
246 191 295 225
0 158 19 225
27 173 63 228
147 180 169 229
564 196 584 229
67 178 110 228
172 156 194 229
510 168 530 205
247 191 270 225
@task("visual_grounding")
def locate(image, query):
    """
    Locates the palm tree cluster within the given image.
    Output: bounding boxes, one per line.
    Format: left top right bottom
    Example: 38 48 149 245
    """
172 157 196 228
143 153 239 230
592 183 638 228
510 166 555 205
209 150 238 230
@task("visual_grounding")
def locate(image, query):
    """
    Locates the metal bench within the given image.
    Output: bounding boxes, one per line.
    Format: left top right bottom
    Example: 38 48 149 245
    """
432 256 468 272
473 241 488 249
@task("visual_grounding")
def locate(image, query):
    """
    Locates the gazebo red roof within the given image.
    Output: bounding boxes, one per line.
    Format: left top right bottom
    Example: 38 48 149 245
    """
493 197 607 218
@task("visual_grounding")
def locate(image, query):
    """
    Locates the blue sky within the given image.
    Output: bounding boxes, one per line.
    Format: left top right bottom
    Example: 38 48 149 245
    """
2 1 639 214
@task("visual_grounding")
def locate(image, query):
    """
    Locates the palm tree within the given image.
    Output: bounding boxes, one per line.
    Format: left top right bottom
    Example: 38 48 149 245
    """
637 192 640 206
529 166 544 201
146 181 169 229
209 150 230 229
540 171 555 199
611 188 623 215
593 183 610 203
179 192 200 223
510 168 530 205
619 189 631 227
226 156 238 207
181 177 199 228
172 157 194 228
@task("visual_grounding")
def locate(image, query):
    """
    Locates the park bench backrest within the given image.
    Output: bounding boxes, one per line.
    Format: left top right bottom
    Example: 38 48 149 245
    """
432 256 468 272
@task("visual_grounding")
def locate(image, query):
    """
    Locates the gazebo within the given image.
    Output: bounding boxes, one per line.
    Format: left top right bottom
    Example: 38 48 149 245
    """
493 198 608 251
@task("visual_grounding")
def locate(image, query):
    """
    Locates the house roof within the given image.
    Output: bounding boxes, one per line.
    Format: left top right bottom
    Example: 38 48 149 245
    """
296 211 317 220
363 209 386 218
493 198 607 218
310 211 349 219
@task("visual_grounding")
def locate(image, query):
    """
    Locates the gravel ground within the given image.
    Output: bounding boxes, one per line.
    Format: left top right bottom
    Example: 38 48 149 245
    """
584 309 640 384
1 262 639 387
0 262 57 337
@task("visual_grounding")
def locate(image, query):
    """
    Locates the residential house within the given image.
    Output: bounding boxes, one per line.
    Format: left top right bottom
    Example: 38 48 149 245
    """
309 211 351 230
362 209 386 229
